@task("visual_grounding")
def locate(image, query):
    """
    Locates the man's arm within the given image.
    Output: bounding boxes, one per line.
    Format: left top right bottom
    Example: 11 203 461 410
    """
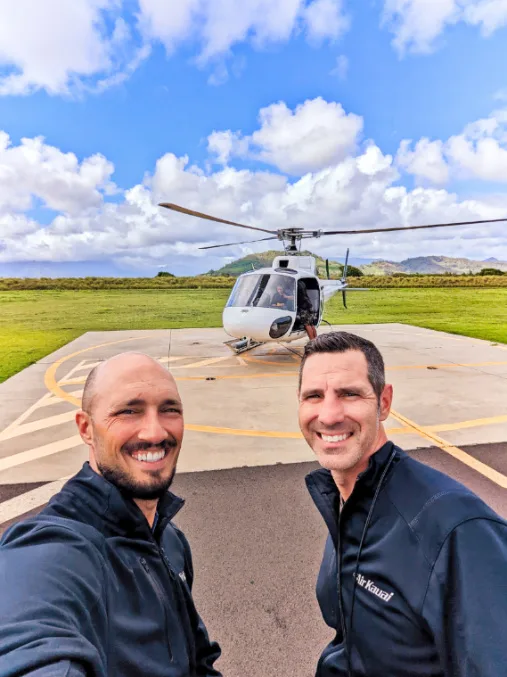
422 517 507 677
0 520 108 676
176 529 223 676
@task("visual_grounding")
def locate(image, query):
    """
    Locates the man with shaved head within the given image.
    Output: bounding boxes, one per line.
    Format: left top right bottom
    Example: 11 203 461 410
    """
0 352 222 677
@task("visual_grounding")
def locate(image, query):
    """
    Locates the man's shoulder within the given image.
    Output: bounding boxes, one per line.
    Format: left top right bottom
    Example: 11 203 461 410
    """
1 512 107 564
387 446 504 561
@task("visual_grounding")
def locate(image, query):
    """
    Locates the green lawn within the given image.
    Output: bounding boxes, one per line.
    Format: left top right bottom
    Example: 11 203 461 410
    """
1 288 506 383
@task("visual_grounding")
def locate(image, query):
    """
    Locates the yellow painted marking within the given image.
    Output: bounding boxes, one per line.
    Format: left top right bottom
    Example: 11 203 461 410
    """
44 336 150 408
390 409 507 489
39 338 507 449
425 414 507 433
184 424 404 439
42 390 84 407
59 356 189 384
0 410 76 442
0 359 83 438
387 360 507 372
0 435 83 472
185 424 302 439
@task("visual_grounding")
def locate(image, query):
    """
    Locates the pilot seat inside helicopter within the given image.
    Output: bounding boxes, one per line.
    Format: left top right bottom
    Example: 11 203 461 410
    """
269 277 319 332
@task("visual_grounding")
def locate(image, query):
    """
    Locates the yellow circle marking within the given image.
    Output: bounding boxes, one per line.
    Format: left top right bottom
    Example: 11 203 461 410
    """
44 336 151 408
43 338 507 446
43 338 302 438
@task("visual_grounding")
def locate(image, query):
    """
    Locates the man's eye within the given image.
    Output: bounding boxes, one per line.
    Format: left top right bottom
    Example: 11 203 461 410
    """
344 392 359 398
116 409 136 415
161 407 182 414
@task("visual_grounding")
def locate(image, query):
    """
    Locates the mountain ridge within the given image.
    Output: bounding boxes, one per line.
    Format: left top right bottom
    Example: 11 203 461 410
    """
206 252 507 277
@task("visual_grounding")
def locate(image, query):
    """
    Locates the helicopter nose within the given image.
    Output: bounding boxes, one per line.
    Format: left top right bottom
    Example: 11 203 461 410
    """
223 307 295 342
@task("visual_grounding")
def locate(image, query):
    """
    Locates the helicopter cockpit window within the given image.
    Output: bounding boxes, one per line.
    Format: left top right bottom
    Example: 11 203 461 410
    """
226 274 295 312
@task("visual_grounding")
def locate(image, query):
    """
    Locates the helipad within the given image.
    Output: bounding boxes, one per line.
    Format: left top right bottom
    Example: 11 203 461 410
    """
1 323 507 493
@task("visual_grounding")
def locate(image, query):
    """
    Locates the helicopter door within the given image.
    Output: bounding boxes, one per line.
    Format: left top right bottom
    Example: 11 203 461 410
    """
293 278 320 331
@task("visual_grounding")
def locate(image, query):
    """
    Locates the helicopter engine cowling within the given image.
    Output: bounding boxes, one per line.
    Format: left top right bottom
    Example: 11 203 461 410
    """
223 306 296 342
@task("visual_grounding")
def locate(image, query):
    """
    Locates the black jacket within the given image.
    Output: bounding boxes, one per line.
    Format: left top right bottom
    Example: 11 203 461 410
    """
306 441 507 677
0 463 222 677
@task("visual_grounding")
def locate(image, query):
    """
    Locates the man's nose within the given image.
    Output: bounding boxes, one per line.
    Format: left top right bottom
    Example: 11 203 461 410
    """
137 412 168 443
317 395 345 428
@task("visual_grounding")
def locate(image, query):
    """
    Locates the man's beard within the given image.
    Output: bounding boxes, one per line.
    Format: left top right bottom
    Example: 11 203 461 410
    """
97 438 178 500
98 463 177 500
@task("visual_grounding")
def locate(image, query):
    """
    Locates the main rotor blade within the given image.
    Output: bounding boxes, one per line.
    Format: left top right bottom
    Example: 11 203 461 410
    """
199 236 278 250
321 217 507 236
159 202 276 235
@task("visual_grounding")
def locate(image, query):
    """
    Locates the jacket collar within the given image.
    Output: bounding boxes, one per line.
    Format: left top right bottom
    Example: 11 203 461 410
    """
46 462 184 538
305 441 401 539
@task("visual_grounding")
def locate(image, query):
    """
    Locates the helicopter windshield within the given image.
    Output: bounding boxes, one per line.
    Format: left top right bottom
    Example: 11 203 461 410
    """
226 274 296 312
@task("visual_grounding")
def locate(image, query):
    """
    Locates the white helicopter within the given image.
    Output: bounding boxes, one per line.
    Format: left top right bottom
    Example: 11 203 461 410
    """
159 202 507 355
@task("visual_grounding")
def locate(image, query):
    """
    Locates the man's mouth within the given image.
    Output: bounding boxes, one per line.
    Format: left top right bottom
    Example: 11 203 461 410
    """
131 449 168 464
317 432 353 443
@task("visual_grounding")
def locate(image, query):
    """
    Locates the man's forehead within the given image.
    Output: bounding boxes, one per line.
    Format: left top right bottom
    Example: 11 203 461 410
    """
301 350 369 384
99 378 180 406
94 358 179 401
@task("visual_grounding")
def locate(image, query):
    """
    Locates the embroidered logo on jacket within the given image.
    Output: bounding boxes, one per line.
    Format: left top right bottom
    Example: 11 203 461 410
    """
354 573 394 603
179 571 187 582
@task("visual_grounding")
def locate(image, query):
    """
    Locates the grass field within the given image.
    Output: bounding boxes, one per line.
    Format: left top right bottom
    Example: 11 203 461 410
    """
1 288 507 383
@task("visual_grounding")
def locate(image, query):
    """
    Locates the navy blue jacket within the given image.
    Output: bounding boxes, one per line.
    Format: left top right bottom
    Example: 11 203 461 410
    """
0 463 222 677
306 441 507 677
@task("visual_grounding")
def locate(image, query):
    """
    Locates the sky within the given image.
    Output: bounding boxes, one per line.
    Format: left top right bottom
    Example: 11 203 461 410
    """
1 0 507 277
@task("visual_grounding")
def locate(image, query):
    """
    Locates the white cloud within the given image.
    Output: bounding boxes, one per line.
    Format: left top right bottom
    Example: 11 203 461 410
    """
463 0 507 35
382 0 459 54
398 109 507 184
382 0 507 54
207 97 363 175
137 0 349 62
330 54 349 79
302 0 350 41
397 139 450 184
0 0 147 96
0 132 115 216
0 0 350 97
2 98 507 270
3 129 507 269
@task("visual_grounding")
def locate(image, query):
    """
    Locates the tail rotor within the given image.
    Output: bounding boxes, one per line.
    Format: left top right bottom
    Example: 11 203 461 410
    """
341 248 350 309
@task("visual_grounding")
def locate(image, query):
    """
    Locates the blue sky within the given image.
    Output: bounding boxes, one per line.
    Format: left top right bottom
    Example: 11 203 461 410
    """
1 0 507 277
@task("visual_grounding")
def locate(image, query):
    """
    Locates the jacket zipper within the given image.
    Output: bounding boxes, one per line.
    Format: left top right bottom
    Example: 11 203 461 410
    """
336 507 348 658
159 545 196 671
140 556 174 661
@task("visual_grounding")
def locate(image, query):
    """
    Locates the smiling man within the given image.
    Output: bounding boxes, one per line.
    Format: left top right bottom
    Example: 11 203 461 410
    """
0 352 222 677
299 331 507 677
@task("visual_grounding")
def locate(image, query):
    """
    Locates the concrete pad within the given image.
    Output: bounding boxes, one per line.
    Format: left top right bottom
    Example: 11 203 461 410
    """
1 323 506 494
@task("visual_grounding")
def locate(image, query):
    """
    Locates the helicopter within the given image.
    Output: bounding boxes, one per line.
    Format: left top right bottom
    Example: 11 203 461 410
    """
159 202 507 354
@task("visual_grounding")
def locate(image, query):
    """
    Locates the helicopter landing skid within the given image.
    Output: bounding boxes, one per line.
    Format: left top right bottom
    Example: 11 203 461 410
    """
224 337 263 355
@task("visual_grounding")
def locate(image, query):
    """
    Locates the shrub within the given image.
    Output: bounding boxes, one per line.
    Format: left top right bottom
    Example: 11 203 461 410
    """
479 268 505 276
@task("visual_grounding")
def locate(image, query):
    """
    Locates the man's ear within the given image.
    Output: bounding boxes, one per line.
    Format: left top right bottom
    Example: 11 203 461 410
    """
379 384 393 422
76 410 94 447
